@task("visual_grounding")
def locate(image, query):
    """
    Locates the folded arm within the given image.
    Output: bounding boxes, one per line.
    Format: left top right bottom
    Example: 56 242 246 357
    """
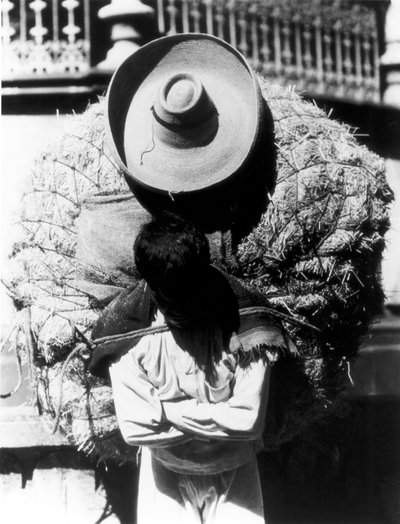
109 346 189 447
162 358 271 441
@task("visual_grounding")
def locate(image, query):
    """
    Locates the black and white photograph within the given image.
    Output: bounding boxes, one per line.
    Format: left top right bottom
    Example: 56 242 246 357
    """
1 1 400 523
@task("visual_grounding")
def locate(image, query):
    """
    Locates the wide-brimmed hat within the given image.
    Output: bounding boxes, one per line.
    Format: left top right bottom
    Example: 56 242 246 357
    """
105 33 265 194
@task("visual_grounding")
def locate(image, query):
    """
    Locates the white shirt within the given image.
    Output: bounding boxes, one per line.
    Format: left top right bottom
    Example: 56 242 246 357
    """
110 311 271 474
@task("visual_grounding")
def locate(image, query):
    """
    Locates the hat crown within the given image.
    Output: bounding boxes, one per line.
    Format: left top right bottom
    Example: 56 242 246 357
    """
163 75 199 113
154 73 215 129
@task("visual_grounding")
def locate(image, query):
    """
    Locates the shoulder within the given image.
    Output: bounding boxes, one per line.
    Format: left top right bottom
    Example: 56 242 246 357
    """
92 280 155 339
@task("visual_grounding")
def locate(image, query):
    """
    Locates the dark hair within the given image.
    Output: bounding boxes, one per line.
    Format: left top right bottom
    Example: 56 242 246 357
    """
134 212 210 291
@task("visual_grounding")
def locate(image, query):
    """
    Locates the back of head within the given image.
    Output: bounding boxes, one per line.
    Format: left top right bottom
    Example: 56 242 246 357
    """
134 212 239 343
134 212 210 294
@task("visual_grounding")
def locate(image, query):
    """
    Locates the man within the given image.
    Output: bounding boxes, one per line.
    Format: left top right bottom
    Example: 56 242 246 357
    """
108 213 274 523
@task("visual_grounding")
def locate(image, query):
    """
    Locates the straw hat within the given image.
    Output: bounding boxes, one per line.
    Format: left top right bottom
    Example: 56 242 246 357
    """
105 33 265 194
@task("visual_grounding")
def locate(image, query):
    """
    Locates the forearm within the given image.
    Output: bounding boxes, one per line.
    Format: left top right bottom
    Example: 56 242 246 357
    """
119 418 190 447
162 399 263 440
162 360 270 440
110 349 191 448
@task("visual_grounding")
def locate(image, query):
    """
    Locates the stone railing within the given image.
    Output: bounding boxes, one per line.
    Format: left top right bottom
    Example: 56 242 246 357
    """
153 0 385 103
1 0 91 77
2 0 389 104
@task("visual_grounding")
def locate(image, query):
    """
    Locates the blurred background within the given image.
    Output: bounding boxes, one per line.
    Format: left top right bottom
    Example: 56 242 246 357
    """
1 1 400 523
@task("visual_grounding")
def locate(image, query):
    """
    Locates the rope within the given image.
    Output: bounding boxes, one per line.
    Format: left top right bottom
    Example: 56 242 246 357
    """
50 321 103 434
92 324 170 346
92 305 320 347
239 306 321 332
22 307 38 405
50 343 86 434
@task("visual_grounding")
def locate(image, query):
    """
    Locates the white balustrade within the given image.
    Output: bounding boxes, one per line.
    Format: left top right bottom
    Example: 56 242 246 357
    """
2 0 90 77
150 0 382 103
1 0 384 103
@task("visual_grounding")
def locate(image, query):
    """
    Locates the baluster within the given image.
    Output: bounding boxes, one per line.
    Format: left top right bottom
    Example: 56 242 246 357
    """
29 0 48 46
322 27 334 94
1 0 16 75
249 1 259 70
64 0 80 45
313 15 323 93
362 33 372 84
60 0 84 72
181 0 190 33
353 19 363 100
333 18 344 97
29 0 51 73
2 0 15 45
52 0 59 41
237 1 248 59
357 4 379 102
167 0 178 35
215 0 225 40
281 17 292 79
19 0 28 72
371 24 380 101
303 21 313 71
272 5 282 80
62 0 80 45
342 25 353 97
260 7 272 77
20 0 27 42
227 0 237 48
358 6 375 100
189 0 201 33
51 0 60 65
157 0 165 34
362 31 375 99
293 11 303 89
205 0 213 35
83 0 90 65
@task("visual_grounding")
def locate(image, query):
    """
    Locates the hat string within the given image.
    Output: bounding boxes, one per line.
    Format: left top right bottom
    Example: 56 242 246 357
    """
140 106 156 166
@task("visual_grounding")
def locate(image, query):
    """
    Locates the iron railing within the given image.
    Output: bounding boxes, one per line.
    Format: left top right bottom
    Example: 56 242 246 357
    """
1 0 91 77
154 0 385 102
0 1 389 102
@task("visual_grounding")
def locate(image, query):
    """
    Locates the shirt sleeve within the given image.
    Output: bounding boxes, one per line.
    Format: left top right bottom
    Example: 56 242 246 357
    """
109 340 189 447
162 358 270 441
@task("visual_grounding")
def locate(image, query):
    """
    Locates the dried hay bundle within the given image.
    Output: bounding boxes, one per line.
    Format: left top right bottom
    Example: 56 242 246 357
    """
4 82 392 463
6 104 128 364
238 80 391 364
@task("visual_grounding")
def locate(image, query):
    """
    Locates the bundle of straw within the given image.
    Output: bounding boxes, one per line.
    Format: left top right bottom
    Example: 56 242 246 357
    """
4 81 393 463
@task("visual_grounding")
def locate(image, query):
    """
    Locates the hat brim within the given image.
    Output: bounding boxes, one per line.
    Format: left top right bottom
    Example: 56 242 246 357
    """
106 34 263 194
